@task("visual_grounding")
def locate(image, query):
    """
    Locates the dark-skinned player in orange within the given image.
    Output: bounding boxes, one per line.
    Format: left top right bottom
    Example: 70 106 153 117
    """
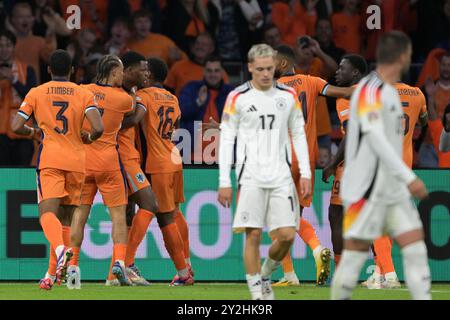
11 49 103 290
137 57 193 286
273 45 353 286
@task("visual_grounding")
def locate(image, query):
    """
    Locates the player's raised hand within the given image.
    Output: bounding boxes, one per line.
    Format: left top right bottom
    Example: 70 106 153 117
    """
322 164 336 183
299 178 312 200
408 178 428 200
218 187 233 208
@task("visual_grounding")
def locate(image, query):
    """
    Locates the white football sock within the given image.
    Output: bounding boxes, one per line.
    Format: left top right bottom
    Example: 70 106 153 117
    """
177 268 190 278
261 257 280 279
284 271 299 283
331 250 368 300
384 272 398 281
246 273 263 300
185 258 191 266
401 241 431 300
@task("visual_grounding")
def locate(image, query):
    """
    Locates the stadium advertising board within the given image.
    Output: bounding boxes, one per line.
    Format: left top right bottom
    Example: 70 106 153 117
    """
0 168 448 281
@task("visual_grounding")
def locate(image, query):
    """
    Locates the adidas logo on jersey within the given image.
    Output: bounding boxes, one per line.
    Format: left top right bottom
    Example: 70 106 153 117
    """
247 105 257 112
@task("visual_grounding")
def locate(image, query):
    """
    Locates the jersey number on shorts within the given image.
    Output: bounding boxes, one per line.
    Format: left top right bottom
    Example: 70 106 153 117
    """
288 196 294 211
259 114 275 130
157 106 175 139
53 101 69 134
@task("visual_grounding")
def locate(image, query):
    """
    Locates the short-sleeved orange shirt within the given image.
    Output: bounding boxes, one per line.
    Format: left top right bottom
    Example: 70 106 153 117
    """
81 84 133 171
331 12 362 54
278 73 328 166
127 33 187 66
137 86 182 174
395 83 427 168
118 125 141 163
18 80 97 173
336 97 350 133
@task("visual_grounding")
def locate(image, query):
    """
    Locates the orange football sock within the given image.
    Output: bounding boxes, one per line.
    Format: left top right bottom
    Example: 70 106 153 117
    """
161 223 186 271
114 243 127 263
174 210 190 260
47 246 57 276
40 212 64 249
298 218 321 250
374 236 395 274
70 247 80 266
125 209 154 266
334 254 341 267
62 226 71 246
107 248 116 281
271 235 294 273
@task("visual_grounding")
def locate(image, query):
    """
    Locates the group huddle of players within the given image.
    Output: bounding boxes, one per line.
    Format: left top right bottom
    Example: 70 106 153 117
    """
12 50 192 289
11 42 427 291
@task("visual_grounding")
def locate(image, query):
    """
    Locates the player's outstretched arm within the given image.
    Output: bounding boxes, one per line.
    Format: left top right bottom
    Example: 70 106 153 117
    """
84 108 104 142
324 85 355 99
289 104 312 199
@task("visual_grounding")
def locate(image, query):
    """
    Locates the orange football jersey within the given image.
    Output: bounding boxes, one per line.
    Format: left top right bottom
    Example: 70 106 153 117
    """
395 83 427 168
81 83 133 171
18 80 97 173
278 73 328 167
137 85 182 173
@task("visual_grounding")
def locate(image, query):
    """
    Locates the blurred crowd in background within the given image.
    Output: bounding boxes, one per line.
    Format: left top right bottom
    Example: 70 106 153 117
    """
0 0 449 168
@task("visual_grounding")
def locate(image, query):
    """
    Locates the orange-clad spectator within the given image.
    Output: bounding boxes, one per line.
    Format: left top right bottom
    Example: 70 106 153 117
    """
263 24 283 48
66 29 103 84
60 0 108 38
105 17 132 57
425 80 450 168
7 2 56 83
362 0 418 61
0 29 37 166
416 49 446 88
331 0 362 54
165 33 229 95
107 0 163 34
128 9 187 66
162 0 220 53
271 0 319 47
33 0 72 38
294 35 336 143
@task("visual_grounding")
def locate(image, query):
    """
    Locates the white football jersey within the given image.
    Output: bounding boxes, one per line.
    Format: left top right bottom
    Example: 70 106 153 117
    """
341 72 416 205
219 81 311 188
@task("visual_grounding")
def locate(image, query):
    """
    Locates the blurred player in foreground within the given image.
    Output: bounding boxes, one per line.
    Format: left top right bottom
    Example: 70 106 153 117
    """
11 50 104 290
218 44 311 300
331 31 431 300
322 53 368 274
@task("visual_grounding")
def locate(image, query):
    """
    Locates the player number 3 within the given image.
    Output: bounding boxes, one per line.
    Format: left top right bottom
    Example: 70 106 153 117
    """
53 101 69 134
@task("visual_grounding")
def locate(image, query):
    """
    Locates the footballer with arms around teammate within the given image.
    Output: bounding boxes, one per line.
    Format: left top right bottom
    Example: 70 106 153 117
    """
11 49 104 290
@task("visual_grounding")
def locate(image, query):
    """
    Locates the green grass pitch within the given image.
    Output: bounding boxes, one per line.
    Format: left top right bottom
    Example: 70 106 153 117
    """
0 283 449 300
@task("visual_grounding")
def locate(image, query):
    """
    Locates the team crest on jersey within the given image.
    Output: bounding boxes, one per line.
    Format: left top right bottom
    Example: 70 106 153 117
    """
136 173 145 183
275 98 287 110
